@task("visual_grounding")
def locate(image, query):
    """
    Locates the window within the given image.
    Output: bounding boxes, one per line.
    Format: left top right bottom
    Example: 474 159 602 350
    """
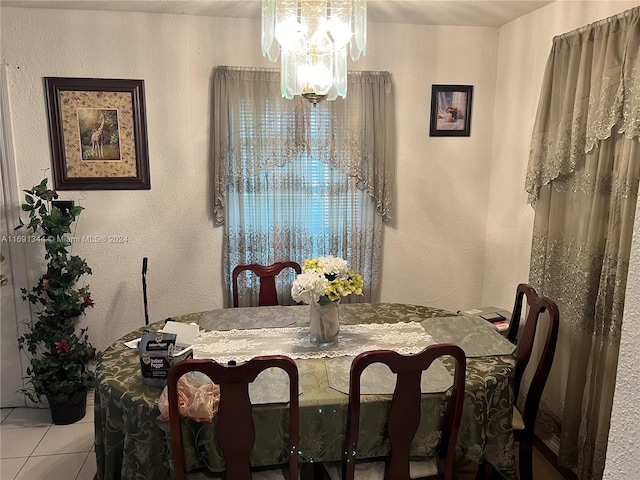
213 67 394 306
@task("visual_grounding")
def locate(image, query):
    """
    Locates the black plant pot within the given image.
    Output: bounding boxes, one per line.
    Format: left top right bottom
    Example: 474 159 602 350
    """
48 389 87 425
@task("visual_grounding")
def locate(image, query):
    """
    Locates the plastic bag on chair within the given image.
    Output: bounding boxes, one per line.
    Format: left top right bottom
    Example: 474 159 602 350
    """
157 371 220 423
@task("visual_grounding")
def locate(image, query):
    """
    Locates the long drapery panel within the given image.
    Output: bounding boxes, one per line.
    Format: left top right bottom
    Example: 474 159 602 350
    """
213 67 395 307
526 8 639 480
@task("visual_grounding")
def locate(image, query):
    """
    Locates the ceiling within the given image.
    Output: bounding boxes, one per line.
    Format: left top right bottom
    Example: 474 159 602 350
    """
1 0 555 27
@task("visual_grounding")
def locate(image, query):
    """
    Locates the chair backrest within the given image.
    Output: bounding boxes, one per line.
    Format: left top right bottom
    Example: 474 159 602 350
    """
506 283 559 428
343 344 466 480
167 356 299 480
232 261 302 307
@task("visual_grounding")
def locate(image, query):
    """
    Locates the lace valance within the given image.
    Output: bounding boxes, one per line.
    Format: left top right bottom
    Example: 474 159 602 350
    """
212 66 395 223
526 7 640 205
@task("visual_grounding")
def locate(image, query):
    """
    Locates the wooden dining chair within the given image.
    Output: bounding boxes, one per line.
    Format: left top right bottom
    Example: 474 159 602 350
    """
167 356 299 480
327 344 467 480
478 283 559 480
232 261 302 307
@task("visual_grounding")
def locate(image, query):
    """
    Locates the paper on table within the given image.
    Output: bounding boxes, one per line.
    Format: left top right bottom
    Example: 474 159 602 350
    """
124 338 140 349
123 321 199 352
162 321 199 348
124 337 194 356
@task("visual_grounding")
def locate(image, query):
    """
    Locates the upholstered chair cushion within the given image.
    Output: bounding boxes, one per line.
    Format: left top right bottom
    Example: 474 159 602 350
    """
325 458 438 479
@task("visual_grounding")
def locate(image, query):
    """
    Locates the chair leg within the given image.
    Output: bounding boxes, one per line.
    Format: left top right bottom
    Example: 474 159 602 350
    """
313 462 328 480
518 439 534 480
300 462 328 480
454 452 482 480
474 461 495 480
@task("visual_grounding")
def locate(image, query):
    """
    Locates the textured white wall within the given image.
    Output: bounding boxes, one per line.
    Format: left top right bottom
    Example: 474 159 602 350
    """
0 7 498 351
368 24 499 310
604 193 640 478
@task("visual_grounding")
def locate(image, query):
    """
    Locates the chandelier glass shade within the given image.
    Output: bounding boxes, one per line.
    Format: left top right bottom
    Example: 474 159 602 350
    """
262 0 367 104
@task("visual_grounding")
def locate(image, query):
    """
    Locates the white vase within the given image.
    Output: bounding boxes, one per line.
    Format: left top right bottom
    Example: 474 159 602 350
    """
309 300 340 346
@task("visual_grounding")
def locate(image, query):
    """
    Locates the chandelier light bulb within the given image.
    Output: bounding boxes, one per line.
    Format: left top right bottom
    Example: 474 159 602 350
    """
327 19 352 48
275 17 304 51
262 0 367 105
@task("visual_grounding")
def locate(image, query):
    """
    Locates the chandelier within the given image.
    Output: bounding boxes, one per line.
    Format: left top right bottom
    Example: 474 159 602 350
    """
261 0 367 105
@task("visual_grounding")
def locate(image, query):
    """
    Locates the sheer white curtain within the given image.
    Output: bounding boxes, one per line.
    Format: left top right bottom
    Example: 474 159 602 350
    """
213 67 395 307
526 8 639 480
451 92 466 113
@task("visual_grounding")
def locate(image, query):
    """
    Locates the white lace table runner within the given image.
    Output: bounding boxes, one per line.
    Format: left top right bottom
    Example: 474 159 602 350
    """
194 322 435 363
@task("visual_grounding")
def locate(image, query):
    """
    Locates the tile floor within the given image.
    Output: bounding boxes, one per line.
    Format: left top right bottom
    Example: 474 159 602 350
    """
0 395 95 480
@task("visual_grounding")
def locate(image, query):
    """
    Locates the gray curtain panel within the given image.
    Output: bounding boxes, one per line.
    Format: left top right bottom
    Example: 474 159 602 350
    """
526 7 639 480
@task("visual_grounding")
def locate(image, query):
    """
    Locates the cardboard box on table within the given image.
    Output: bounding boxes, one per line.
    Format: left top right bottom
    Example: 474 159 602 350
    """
138 321 198 387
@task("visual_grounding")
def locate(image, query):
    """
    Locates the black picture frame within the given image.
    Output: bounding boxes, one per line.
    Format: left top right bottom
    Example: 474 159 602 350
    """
44 77 150 190
429 84 473 137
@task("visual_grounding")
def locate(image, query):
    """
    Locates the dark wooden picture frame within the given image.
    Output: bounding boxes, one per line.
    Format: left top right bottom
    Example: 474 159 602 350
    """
429 84 473 137
44 77 150 190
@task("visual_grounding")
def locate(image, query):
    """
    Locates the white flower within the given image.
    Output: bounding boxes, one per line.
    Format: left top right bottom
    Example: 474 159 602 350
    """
316 256 348 278
293 256 363 304
291 271 329 305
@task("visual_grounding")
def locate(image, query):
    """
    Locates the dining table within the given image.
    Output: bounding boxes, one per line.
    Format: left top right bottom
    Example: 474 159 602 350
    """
94 303 517 480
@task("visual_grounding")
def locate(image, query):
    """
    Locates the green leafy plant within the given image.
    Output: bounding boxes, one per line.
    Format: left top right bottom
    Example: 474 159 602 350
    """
16 178 96 404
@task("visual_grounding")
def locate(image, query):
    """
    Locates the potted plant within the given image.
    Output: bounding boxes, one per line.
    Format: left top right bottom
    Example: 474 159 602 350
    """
16 178 96 424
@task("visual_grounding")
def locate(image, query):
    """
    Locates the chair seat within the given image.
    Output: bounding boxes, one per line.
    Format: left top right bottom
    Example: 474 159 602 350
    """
254 469 287 480
325 459 438 479
185 468 287 479
512 406 525 431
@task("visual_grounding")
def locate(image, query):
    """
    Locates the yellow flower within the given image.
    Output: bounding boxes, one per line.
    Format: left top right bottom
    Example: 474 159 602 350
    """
303 259 320 271
296 257 365 304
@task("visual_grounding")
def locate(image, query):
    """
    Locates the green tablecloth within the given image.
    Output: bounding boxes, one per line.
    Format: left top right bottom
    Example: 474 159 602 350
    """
95 303 516 480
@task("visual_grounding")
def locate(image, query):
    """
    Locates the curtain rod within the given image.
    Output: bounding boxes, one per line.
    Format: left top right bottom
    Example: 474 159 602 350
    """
216 66 392 78
554 6 638 41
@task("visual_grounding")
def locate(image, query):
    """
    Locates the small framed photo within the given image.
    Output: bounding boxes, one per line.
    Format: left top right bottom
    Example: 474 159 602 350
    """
44 77 150 190
429 84 473 137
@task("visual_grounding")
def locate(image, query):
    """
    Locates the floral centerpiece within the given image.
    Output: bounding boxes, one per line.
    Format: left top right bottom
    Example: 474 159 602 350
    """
291 256 363 346
16 179 96 424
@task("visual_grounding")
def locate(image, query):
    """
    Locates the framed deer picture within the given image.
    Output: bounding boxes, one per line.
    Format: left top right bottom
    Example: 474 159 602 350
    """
44 77 150 190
